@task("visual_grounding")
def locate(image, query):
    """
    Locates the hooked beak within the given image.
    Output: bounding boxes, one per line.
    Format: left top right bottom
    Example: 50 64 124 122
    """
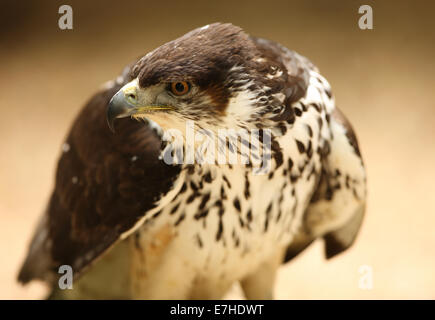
106 80 175 132
107 89 135 132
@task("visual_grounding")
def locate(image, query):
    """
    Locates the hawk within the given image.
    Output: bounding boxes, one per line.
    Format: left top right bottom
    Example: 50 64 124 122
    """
18 23 366 299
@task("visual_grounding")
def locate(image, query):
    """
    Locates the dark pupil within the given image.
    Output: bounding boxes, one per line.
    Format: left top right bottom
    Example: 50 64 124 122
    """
175 82 185 92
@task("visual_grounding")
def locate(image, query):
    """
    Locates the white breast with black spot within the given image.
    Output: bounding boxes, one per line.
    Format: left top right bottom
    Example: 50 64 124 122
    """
133 69 334 284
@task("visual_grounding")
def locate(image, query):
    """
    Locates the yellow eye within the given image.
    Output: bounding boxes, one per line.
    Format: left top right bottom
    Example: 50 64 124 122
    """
170 81 190 96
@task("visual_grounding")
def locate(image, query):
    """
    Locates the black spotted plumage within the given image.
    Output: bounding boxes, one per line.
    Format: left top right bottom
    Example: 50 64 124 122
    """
18 23 366 300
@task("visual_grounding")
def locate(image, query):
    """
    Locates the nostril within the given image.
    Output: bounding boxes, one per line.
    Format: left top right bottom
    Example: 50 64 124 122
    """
126 93 138 105
127 93 137 100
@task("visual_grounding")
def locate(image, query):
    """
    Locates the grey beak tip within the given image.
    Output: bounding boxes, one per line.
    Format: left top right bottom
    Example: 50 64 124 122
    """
106 91 133 133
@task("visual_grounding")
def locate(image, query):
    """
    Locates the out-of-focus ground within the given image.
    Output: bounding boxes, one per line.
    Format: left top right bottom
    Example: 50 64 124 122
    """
1 0 434 299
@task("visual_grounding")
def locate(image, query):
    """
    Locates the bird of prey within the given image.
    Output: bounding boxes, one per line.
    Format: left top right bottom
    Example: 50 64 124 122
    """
18 23 366 299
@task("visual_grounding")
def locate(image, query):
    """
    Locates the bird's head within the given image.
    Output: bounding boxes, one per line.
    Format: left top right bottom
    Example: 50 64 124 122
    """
107 23 300 134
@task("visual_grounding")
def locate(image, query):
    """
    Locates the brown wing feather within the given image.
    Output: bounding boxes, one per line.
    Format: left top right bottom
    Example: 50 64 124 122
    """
18 68 181 284
251 36 314 103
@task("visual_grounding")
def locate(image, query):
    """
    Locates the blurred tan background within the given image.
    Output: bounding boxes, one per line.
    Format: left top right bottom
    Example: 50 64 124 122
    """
1 0 434 299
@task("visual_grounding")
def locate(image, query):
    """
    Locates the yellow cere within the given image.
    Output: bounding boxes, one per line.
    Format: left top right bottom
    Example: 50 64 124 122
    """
135 106 175 113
